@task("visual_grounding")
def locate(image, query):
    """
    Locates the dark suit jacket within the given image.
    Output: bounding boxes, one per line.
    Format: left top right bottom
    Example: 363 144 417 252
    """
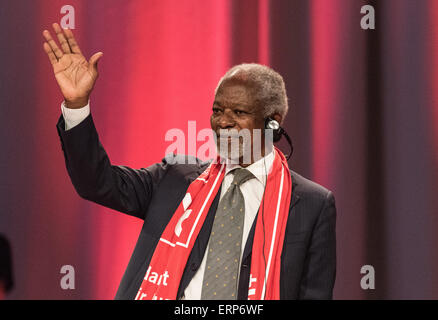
56 113 337 300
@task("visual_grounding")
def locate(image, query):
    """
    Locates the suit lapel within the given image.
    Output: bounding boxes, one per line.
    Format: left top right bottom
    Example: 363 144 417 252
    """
241 177 300 263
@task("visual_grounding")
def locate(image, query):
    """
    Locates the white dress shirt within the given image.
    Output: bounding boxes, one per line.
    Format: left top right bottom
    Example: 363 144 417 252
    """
61 101 274 300
61 101 91 130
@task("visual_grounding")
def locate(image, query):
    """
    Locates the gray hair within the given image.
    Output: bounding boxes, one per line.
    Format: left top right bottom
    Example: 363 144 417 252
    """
215 63 289 122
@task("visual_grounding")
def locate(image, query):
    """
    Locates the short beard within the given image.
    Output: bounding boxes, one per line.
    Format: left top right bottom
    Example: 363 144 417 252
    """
214 128 273 165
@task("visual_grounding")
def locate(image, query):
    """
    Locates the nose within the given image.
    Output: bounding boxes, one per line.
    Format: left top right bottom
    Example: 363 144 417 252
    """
217 110 236 130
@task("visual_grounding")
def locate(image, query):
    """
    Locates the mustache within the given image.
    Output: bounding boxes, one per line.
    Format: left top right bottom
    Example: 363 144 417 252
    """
215 129 248 139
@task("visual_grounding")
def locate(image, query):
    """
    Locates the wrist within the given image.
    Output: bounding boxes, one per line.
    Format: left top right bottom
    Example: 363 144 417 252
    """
65 97 89 109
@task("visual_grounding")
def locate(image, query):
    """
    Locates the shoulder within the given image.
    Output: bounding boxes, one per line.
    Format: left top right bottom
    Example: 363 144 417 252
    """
156 153 211 178
289 170 335 204
162 153 210 167
139 153 210 192
288 170 337 230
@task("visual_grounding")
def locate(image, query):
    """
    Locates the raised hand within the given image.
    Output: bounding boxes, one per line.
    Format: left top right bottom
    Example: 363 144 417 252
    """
43 23 103 109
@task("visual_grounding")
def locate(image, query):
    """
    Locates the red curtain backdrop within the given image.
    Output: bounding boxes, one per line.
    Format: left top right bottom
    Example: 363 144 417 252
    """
0 0 437 299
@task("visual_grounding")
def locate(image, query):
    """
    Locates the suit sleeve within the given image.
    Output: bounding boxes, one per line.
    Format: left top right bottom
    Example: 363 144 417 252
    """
56 113 168 220
299 191 337 299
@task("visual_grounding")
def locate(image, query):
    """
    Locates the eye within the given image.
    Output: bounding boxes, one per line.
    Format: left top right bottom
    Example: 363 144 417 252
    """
212 107 222 115
234 109 245 115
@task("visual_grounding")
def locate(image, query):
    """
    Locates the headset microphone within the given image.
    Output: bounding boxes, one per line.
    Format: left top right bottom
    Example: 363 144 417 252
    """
264 118 294 160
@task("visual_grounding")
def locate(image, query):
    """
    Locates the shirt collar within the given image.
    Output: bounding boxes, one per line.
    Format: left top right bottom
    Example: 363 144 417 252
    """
224 150 275 186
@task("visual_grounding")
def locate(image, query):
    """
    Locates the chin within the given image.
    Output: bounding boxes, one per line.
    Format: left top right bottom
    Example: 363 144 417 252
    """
216 143 252 165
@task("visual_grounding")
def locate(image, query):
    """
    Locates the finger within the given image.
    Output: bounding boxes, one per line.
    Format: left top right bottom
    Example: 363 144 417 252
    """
42 29 63 59
89 52 104 73
43 42 58 65
53 23 72 54
63 28 83 55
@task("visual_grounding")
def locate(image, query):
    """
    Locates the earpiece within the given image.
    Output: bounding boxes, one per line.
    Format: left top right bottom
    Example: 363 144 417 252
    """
264 118 282 142
264 117 294 160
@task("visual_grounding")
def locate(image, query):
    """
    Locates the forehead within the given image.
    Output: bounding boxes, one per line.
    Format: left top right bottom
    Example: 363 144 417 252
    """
214 82 256 109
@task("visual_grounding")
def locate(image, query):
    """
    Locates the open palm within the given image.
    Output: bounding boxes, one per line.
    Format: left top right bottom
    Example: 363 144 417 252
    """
43 23 103 108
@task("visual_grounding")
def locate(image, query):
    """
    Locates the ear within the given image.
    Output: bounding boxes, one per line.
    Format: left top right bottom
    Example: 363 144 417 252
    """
271 113 283 125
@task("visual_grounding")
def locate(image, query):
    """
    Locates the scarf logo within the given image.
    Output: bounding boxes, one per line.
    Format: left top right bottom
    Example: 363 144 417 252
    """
248 274 257 299
175 209 192 237
135 266 171 300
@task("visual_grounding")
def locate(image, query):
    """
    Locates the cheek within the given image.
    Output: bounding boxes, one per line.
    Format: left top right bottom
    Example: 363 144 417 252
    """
240 118 259 131
243 118 264 140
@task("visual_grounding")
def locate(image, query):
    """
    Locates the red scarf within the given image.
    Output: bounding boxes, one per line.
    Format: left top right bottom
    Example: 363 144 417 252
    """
134 147 292 300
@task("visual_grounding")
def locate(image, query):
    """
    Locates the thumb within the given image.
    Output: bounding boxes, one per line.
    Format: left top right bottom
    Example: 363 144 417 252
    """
89 52 103 73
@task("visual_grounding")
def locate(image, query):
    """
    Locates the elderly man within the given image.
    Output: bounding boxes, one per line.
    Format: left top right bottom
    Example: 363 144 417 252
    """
43 23 336 300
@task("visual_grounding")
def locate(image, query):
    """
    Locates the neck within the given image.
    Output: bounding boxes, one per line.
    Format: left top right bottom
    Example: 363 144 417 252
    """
237 146 273 167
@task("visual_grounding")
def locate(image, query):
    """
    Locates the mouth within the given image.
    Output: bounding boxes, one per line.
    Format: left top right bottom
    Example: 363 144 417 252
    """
218 136 233 141
216 131 241 139
217 135 242 144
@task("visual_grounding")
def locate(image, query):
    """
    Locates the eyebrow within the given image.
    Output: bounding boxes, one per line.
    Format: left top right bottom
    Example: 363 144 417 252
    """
213 100 250 109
